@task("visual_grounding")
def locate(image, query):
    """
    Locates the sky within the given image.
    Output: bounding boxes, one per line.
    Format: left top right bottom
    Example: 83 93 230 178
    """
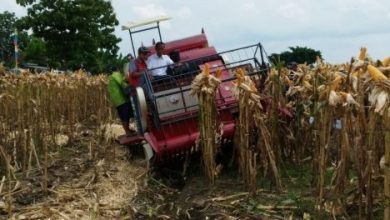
1 0 390 64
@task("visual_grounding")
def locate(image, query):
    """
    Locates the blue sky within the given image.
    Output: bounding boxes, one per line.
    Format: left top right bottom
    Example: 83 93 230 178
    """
2 0 390 63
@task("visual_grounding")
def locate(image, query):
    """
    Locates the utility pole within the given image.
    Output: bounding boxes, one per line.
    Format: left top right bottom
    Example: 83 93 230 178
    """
13 28 19 71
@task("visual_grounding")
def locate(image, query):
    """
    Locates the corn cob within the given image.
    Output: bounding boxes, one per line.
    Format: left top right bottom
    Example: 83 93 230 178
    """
282 74 292 86
303 80 313 90
367 65 388 81
383 56 390 67
351 71 359 77
358 47 367 60
204 64 210 76
235 68 245 85
215 69 222 78
330 75 343 91
340 91 359 106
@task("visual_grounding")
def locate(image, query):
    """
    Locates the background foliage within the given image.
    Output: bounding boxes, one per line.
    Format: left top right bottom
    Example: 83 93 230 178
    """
268 46 322 66
16 0 122 73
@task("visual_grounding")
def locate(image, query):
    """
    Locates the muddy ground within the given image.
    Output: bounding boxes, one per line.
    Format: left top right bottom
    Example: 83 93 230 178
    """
1 130 384 220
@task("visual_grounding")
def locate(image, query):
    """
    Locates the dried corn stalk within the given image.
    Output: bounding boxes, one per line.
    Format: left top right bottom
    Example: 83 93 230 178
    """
233 68 259 193
233 68 282 193
0 70 112 193
384 115 390 220
366 66 390 219
191 64 221 184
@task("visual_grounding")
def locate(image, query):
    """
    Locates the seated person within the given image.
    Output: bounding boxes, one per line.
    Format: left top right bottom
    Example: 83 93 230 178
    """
167 49 180 75
147 41 174 79
167 49 195 77
169 49 181 63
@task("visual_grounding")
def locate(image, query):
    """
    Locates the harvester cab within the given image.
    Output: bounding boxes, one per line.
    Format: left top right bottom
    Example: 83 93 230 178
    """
120 16 269 165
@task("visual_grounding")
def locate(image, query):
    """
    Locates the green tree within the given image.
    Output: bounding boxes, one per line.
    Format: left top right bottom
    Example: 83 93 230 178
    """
269 46 322 66
0 11 29 67
0 11 17 66
23 37 47 66
16 0 121 73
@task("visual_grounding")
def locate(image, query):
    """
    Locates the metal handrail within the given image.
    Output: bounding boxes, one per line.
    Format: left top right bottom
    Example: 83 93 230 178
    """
142 43 269 125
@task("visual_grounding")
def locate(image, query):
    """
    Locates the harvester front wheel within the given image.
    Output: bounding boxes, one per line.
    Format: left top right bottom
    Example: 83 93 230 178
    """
132 87 148 134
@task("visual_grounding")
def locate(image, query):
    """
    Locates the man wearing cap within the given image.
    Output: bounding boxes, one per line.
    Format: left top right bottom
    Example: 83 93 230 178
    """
128 46 149 88
147 42 174 79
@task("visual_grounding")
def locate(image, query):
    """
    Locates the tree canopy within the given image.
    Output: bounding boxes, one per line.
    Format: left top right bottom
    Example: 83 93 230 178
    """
0 12 17 66
16 0 121 73
0 11 30 67
23 37 48 66
268 46 322 66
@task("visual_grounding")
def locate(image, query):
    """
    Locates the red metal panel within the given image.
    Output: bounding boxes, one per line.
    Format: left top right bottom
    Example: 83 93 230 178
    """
127 32 241 161
147 34 208 54
145 109 236 161
179 47 218 62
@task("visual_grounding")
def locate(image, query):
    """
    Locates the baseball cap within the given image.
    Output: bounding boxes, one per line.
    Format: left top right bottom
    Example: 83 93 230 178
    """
126 53 133 59
138 46 150 54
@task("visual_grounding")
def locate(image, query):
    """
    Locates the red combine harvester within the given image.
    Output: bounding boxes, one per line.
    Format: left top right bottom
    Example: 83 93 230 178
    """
120 16 270 165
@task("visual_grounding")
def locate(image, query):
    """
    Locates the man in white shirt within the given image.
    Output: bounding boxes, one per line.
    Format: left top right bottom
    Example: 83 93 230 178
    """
147 42 174 79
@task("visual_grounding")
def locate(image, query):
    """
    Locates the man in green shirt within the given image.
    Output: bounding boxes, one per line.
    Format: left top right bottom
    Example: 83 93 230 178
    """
108 67 135 136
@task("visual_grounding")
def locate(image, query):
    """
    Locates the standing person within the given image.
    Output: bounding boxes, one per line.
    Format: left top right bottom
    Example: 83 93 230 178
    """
127 46 153 134
128 46 149 88
107 66 135 136
123 53 135 78
147 42 174 79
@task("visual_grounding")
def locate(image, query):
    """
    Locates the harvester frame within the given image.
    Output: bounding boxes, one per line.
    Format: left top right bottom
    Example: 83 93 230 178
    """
120 16 269 165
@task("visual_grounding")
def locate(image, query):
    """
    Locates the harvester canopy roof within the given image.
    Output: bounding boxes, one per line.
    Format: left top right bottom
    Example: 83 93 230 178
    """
121 16 171 30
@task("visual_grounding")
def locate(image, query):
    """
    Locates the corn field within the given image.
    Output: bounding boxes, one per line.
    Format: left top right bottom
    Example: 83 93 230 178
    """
192 49 390 219
0 69 118 217
0 48 389 219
